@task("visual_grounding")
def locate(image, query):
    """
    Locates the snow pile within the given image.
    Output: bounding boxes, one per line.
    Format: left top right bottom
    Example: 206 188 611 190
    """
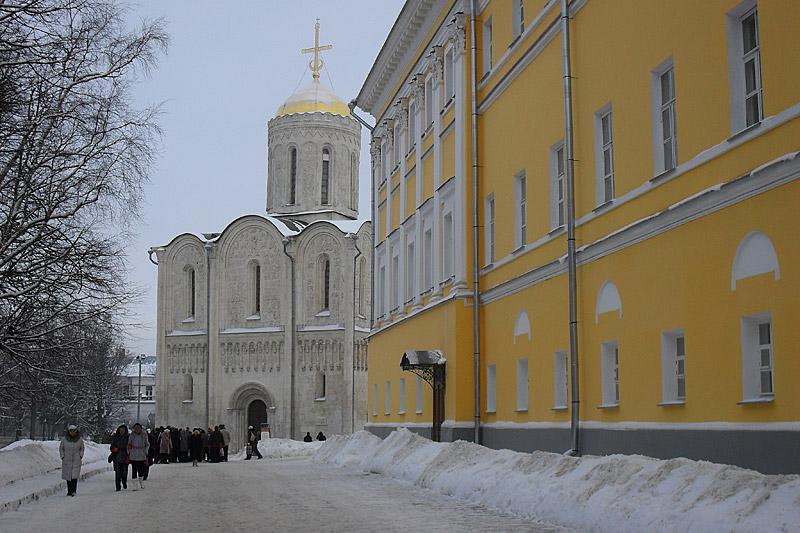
314 428 800 532
0 439 107 487
229 438 323 460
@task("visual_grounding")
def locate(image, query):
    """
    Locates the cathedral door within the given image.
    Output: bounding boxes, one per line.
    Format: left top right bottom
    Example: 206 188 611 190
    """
247 399 267 432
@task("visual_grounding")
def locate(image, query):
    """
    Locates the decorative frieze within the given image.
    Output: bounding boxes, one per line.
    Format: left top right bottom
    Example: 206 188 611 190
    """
220 339 283 373
166 342 207 374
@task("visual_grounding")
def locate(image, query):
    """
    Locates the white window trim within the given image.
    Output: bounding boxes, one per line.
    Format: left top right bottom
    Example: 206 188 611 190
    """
727 0 763 134
594 104 614 207
484 193 495 265
514 171 527 249
740 312 774 402
512 0 525 39
482 16 493 75
423 221 433 292
405 239 416 303
600 341 619 407
441 209 454 281
415 375 423 414
516 358 529 411
549 141 566 230
486 364 497 413
651 58 678 176
384 380 391 415
372 383 378 416
660 329 686 405
408 99 417 151
424 75 434 129
553 350 568 409
398 377 406 414
443 45 455 104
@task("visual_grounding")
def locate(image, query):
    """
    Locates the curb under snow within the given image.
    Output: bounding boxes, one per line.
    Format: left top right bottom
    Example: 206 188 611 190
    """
313 428 800 532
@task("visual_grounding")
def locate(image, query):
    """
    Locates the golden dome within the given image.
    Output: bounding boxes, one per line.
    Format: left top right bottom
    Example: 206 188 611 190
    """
276 80 350 117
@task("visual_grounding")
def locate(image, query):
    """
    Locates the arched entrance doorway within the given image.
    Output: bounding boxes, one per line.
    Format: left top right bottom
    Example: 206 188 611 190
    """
247 399 267 431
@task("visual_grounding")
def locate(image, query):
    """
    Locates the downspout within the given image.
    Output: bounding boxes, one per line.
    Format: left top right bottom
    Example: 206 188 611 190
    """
350 234 363 433
561 0 581 456
469 0 482 445
282 237 296 439
203 242 212 429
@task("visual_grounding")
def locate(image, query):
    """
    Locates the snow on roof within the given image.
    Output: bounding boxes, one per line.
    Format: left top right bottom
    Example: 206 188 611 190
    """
122 362 156 377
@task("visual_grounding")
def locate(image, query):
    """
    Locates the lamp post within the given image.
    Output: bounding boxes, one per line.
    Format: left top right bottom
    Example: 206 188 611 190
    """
135 354 147 423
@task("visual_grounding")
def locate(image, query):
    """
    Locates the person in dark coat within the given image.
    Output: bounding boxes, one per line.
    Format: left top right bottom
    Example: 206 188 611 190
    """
158 428 172 464
208 426 224 463
316 432 327 441
179 427 190 462
110 425 129 491
189 428 204 466
170 427 181 463
245 426 262 460
144 428 158 479
219 424 231 462
59 425 84 496
200 429 209 462
303 432 313 443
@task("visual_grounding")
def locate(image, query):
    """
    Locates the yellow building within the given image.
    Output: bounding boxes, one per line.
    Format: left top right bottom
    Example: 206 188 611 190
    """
355 0 800 474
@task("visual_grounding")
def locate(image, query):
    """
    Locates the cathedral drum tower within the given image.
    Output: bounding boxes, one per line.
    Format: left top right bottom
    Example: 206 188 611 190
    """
150 21 371 450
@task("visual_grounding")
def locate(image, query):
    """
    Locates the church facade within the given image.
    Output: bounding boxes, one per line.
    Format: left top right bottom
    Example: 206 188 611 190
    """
150 36 371 451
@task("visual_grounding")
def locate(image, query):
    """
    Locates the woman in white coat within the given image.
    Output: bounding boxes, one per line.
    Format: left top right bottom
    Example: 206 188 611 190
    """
59 424 85 497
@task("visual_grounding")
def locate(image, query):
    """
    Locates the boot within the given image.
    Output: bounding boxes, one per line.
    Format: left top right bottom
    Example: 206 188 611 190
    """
139 477 144 490
132 478 138 491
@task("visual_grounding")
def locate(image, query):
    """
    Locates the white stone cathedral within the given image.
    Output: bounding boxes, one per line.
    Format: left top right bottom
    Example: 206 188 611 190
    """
150 28 371 450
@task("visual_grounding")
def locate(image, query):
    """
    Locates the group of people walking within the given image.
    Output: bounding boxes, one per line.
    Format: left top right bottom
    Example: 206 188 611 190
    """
153 424 231 465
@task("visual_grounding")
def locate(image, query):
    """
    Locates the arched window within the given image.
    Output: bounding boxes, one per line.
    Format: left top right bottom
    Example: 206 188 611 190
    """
321 148 330 205
315 371 327 400
183 373 193 401
350 152 358 210
289 147 297 205
253 262 261 315
187 267 196 319
323 257 330 310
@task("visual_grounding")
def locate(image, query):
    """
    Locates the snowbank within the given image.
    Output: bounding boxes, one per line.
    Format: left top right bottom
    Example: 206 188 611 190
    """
231 438 323 461
314 429 800 532
0 439 107 487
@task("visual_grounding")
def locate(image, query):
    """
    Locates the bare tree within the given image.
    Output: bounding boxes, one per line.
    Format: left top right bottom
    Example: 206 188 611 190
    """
0 0 167 413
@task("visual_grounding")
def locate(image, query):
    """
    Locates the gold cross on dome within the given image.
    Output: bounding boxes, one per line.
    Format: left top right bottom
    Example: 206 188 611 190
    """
301 19 333 80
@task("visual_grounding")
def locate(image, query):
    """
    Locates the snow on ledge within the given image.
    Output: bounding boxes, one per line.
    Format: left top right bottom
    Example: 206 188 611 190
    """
313 429 800 532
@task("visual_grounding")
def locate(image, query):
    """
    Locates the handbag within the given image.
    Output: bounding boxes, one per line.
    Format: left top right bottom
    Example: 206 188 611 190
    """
107 452 114 464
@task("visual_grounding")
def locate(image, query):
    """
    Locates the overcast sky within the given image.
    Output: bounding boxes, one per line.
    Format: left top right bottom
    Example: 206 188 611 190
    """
125 1 403 355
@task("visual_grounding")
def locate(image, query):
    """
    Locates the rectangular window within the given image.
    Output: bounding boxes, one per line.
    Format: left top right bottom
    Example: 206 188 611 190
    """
289 147 297 204
408 101 416 150
254 264 261 314
321 149 330 205
415 375 423 414
485 194 495 264
512 0 524 38
659 67 677 171
378 264 386 317
444 48 454 102
391 254 400 310
442 212 454 279
482 17 493 74
515 172 527 248
145 385 153 399
516 358 529 411
425 76 433 128
424 228 433 290
486 364 497 412
727 2 763 132
741 8 763 127
740 313 774 401
393 123 400 167
601 341 620 406
406 241 415 301
384 380 391 415
372 383 378 416
595 107 614 205
399 377 406 414
189 269 196 318
550 143 565 229
553 351 568 408
660 330 686 403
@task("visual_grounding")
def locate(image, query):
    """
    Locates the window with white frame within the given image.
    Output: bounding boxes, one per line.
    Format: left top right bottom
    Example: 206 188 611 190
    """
660 330 686 403
391 253 400 310
483 17 493 74
515 172 527 248
550 142 565 229
554 351 568 408
145 385 153 399
415 375 423 413
512 0 524 38
406 241 415 301
398 377 406 414
601 341 619 406
595 107 614 205
486 364 497 412
408 100 417 150
377 262 386 317
393 122 401 167
372 383 378 416
384 380 391 415
423 228 433 290
350 152 358 209
425 76 433 128
442 212 454 279
516 358 529 411
444 48 454 103
727 2 763 132
382 142 389 182
655 64 677 173
321 148 331 205
485 194 495 264
740 313 774 400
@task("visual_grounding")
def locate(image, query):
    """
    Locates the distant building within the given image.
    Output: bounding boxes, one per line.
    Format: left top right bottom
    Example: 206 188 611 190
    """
117 356 157 428
358 0 800 474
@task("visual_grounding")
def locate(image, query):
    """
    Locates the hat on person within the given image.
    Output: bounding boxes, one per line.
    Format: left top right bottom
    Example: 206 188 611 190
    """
248 425 253 429
67 424 77 431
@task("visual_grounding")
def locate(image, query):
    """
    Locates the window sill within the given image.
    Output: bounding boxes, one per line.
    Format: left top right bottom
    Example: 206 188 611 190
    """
182 400 193 404
398 411 406 415
657 400 685 407
182 317 196 324
592 200 614 214
357 314 366 320
737 396 774 405
424 125 433 136
480 70 491 82
727 121 761 142
415 410 423 415
508 34 521 48
315 310 331 317
441 98 454 114
548 226 565 237
551 406 568 411
515 408 528 413
485 410 496 414
246 314 261 321
438 276 454 287
314 397 326 402
596 403 619 409
512 245 525 255
650 168 676 184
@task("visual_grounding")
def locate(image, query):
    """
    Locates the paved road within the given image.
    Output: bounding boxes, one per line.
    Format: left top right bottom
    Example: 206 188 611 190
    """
0 458 567 532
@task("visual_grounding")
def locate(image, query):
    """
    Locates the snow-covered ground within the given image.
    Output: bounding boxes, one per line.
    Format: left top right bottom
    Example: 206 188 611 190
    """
314 429 800 532
230 437 323 461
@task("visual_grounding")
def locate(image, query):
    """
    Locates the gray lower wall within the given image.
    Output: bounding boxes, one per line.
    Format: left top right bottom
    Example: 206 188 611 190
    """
365 424 800 474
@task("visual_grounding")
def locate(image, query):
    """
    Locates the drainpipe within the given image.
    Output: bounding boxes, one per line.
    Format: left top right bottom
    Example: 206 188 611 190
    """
350 234 363 433
469 0 482 445
203 241 212 429
281 237 296 440
561 0 581 456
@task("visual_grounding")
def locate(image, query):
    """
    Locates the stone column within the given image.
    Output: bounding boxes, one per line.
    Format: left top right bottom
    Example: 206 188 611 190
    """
411 77 425 311
430 48 444 300
450 14 468 291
